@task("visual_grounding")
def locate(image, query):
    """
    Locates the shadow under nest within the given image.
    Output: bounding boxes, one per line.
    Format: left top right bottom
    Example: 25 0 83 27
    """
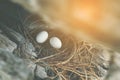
20 16 108 80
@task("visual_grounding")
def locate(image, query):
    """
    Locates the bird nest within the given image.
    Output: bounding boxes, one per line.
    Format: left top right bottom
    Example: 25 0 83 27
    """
23 18 108 80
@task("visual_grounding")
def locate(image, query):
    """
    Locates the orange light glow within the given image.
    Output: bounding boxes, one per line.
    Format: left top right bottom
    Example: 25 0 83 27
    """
71 0 101 22
73 7 94 22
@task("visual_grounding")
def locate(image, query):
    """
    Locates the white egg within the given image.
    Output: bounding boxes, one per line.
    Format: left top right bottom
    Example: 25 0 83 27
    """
36 31 48 43
50 37 62 49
